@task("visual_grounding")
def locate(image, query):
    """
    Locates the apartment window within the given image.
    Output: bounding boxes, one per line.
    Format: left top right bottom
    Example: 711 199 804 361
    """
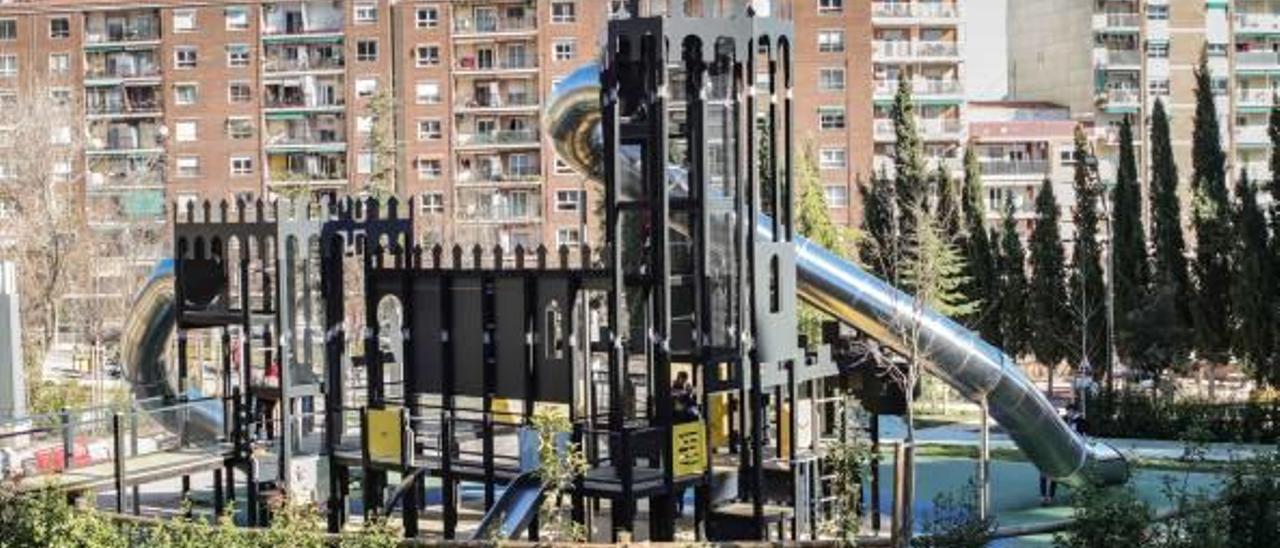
227 117 253 139
819 148 847 169
819 68 845 91
355 77 378 97
818 106 846 130
357 40 378 62
175 84 198 105
228 82 252 103
416 6 439 28
354 3 378 23
51 160 72 181
818 30 845 53
0 90 15 107
227 44 250 68
357 116 373 134
556 228 581 247
175 120 198 142
48 53 70 75
173 10 196 32
1148 42 1169 59
415 81 440 104
417 158 442 179
175 47 198 69
177 157 200 177
0 55 15 77
1147 5 1168 20
225 7 249 31
355 152 373 174
555 190 584 211
1149 79 1170 96
50 126 72 145
1207 42 1228 57
420 192 444 214
1059 147 1078 165
824 185 849 207
552 2 577 23
417 119 442 140
416 45 441 67
49 89 71 105
553 40 576 61
231 156 253 176
818 0 843 14
0 19 15 41
49 17 70 39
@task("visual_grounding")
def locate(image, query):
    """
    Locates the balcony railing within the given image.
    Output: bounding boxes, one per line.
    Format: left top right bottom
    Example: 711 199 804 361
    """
457 130 540 147
455 95 540 110
1237 13 1280 33
453 16 536 35
874 118 961 139
265 133 345 147
1238 51 1280 68
871 2 959 19
1095 12 1140 31
263 97 345 110
85 26 161 45
454 57 538 71
1238 125 1269 144
456 203 542 223
86 99 163 116
85 65 162 80
456 168 541 184
1238 88 1279 106
262 20 343 36
263 57 343 73
873 41 960 59
268 170 347 184
874 79 962 96
1239 162 1271 178
1102 88 1141 106
1099 48 1141 67
979 160 1050 177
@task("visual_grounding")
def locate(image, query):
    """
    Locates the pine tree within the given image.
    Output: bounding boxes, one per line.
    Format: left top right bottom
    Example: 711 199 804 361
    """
796 143 858 343
859 168 897 281
1232 170 1272 385
997 198 1029 358
1110 115 1149 387
935 163 962 237
960 146 999 342
1190 53 1234 365
892 77 927 268
1267 95 1280 379
1029 178 1071 396
1149 98 1193 331
1069 125 1107 377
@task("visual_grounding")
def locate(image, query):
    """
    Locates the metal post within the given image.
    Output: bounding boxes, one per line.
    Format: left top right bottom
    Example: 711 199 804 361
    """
978 396 990 521
890 442 905 547
112 412 126 514
130 411 140 514
59 408 73 470
871 410 881 533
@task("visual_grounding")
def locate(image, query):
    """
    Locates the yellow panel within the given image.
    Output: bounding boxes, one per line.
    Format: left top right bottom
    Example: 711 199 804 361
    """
709 394 731 449
672 421 707 478
367 407 402 465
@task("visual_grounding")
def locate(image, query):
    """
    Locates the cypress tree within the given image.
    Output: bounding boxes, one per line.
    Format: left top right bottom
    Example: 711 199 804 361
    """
1267 95 1280 378
1190 52 1233 365
859 167 897 281
960 146 999 342
1149 98 1193 330
998 198 1029 358
1232 169 1272 386
1069 125 1107 377
935 163 962 236
1029 178 1071 396
892 77 927 264
1110 115 1149 386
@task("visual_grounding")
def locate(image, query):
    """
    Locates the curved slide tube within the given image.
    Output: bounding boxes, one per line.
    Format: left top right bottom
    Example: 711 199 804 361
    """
549 63 1128 486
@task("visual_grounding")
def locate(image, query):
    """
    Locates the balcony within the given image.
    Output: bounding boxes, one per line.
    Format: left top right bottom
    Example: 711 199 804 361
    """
1238 88 1279 108
1237 125 1270 146
873 118 962 141
1096 48 1142 69
265 133 346 152
263 56 343 74
84 64 162 83
873 79 963 98
455 168 541 185
456 192 542 224
452 16 537 38
1239 161 1271 178
1099 88 1141 111
1237 13 1280 35
873 41 961 61
1237 51 1280 72
454 56 538 74
83 18 161 48
979 160 1050 177
1093 12 1141 33
85 98 163 118
871 2 959 21
455 94 540 112
457 130 540 149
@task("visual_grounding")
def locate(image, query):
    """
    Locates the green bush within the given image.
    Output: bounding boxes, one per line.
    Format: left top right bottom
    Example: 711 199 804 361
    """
1054 482 1153 548
1086 390 1280 443
911 481 995 548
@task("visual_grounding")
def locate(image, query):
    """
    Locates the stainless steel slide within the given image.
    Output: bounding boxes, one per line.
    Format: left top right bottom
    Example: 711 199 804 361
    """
549 63 1128 486
469 472 546 540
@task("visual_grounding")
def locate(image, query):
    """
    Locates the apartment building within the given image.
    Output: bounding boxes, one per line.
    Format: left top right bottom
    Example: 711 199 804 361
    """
1008 0 1239 207
870 0 967 177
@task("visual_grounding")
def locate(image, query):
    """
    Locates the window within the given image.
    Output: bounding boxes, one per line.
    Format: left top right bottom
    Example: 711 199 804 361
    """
175 83 198 105
819 68 845 91
0 55 15 77
51 160 72 181
175 47 198 69
1147 5 1168 20
49 17 70 39
231 156 253 176
175 120 198 142
555 156 575 175
415 81 440 104
1149 79 1170 96
357 152 374 174
173 10 196 32
228 81 252 103
1207 42 1228 57
50 126 72 145
49 89 71 105
555 190 584 211
416 7 439 28
819 148 847 169
177 157 200 177
355 77 378 97
420 192 444 214
357 40 378 62
225 7 249 30
818 30 845 53
417 119 442 140
226 44 250 67
416 158 442 179
1148 42 1169 59
552 2 576 23
357 116 373 134
818 0 843 13
415 45 440 67
818 106 846 130
824 185 849 207
48 53 70 75
354 3 378 23
227 117 253 139
0 19 15 41
1059 147 1078 165
553 40 576 61
556 228 581 247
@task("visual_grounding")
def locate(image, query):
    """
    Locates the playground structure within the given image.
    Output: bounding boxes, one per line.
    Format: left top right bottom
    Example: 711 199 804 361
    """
5 1 1128 543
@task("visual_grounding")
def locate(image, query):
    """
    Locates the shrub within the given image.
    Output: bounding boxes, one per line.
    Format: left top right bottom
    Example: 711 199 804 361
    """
1053 482 1153 548
911 481 995 548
